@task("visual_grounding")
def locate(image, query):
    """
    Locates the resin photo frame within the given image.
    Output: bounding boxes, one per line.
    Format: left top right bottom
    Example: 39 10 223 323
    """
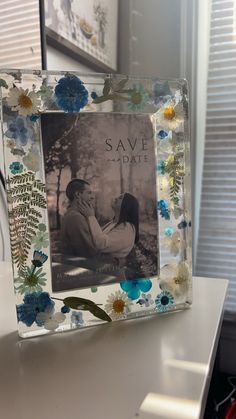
0 70 192 338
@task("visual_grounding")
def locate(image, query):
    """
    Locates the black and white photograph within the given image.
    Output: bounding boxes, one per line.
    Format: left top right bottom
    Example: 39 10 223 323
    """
41 113 159 291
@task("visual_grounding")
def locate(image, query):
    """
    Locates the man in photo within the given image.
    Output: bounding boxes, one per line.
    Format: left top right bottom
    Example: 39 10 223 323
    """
61 179 97 258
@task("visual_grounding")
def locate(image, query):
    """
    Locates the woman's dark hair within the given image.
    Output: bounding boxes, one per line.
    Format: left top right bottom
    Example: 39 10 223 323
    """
117 193 139 243
66 179 90 201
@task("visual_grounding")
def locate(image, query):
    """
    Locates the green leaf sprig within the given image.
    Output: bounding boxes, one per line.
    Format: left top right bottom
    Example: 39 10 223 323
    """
92 77 135 104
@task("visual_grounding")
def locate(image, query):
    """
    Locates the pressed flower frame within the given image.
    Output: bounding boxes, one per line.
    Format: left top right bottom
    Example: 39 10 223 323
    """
0 69 192 338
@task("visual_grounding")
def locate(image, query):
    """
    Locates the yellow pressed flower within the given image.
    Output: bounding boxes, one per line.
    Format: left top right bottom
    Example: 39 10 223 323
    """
164 105 175 120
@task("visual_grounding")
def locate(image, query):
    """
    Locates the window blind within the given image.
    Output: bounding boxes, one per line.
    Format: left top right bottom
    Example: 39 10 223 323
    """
0 0 42 68
196 0 236 317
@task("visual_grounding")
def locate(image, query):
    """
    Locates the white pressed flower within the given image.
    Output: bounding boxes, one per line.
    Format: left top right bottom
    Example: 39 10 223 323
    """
6 86 40 116
0 73 15 97
23 145 40 172
156 101 184 132
174 90 183 105
105 290 133 320
36 309 66 331
164 231 181 256
159 261 190 302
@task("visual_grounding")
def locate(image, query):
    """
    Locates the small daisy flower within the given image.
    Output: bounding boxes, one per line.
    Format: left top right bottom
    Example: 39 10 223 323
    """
105 291 133 320
155 290 174 313
128 84 150 111
6 86 40 116
156 101 184 132
36 308 66 331
31 230 49 250
14 266 47 294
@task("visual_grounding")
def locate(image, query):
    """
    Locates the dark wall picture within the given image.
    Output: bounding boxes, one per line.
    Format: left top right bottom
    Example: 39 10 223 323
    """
41 113 159 291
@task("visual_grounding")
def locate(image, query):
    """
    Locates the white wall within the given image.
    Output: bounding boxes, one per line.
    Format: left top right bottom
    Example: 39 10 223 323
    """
119 0 181 78
47 45 93 72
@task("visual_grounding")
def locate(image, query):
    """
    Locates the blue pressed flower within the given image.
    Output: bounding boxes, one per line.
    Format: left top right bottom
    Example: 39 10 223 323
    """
152 81 172 106
5 116 34 146
136 293 154 307
9 161 23 175
32 250 48 267
71 311 84 326
61 305 70 314
155 290 174 313
29 113 40 122
158 200 168 210
17 291 54 327
157 200 170 220
164 227 174 237
55 74 89 112
158 130 169 140
156 160 166 174
178 220 188 229
120 278 152 300
91 91 98 100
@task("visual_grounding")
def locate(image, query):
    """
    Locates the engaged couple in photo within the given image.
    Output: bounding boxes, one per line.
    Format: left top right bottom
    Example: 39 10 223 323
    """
61 178 139 275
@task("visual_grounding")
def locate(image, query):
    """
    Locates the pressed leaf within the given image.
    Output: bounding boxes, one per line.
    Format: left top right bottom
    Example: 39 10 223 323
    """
89 305 112 323
115 77 128 91
64 296 97 310
103 78 112 95
113 94 130 101
92 94 114 104
64 297 112 322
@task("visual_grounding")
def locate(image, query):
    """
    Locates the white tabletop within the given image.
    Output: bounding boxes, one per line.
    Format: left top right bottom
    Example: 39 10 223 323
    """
0 262 228 419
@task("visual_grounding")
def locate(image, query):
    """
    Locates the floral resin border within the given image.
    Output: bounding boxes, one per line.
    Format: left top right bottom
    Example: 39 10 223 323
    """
0 70 192 338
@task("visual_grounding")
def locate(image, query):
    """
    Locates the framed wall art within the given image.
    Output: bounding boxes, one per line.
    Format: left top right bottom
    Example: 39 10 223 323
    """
44 0 118 72
0 69 192 338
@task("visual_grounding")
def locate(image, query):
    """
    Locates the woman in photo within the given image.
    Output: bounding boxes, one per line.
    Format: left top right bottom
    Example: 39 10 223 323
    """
78 192 139 265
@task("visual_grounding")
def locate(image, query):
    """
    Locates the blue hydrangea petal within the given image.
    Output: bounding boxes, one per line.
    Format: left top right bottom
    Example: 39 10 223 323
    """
158 130 169 140
138 279 152 293
55 75 89 112
127 287 141 300
120 280 134 292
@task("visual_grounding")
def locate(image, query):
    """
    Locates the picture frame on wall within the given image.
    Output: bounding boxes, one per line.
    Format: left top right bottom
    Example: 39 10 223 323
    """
0 69 192 338
44 0 118 72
